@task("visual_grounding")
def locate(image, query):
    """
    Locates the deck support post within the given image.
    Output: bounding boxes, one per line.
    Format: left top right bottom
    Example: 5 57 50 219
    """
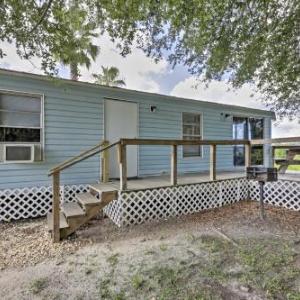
52 171 60 243
101 140 110 183
245 144 251 168
271 146 275 167
119 144 127 190
171 145 177 186
210 144 216 181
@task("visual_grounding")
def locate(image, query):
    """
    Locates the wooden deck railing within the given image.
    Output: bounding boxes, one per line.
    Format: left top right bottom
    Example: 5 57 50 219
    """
119 138 252 190
118 136 300 190
48 136 300 242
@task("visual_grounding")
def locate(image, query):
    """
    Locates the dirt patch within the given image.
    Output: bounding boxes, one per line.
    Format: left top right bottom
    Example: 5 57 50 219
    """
0 201 299 299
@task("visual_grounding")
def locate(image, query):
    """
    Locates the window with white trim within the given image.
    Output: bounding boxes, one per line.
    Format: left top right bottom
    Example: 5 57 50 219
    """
182 112 202 157
0 91 43 162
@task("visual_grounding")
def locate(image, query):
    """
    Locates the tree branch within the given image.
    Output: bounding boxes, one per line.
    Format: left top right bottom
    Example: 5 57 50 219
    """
29 0 54 34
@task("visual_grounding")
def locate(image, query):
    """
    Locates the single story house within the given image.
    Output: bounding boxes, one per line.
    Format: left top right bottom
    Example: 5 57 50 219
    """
0 68 275 222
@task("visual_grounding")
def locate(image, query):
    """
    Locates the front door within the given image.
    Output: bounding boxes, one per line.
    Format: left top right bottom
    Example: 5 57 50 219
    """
105 99 138 178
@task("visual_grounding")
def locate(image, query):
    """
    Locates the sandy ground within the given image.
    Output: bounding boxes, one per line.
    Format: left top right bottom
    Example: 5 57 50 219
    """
0 201 299 299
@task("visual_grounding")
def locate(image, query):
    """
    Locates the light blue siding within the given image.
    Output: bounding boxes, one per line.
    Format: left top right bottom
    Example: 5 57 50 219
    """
0 71 274 189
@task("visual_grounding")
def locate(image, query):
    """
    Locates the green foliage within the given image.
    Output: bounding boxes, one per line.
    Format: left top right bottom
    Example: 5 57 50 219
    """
131 274 144 289
0 0 99 79
93 66 126 87
28 277 48 294
1 0 299 117
238 240 300 298
107 253 120 267
101 0 300 118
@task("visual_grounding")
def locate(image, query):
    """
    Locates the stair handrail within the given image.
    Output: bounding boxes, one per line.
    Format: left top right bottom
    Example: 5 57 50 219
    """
49 140 120 176
49 139 120 243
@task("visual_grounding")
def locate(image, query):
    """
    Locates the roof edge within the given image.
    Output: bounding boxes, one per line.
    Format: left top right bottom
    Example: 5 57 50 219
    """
0 68 276 119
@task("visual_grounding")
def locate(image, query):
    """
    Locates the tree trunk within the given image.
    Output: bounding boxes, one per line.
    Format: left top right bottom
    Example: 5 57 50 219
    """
70 63 79 81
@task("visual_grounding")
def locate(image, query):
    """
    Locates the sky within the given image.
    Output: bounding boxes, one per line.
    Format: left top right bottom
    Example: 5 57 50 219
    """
0 36 299 138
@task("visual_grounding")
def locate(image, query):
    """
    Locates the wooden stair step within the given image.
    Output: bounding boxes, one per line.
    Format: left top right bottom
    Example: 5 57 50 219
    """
47 212 69 230
89 183 118 194
89 184 118 203
62 202 85 218
76 192 101 207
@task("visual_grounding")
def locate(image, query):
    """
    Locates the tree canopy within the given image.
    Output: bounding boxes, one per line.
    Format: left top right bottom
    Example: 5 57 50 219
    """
1 0 299 118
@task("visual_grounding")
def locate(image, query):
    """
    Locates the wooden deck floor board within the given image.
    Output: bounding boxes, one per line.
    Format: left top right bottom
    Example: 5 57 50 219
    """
89 171 300 192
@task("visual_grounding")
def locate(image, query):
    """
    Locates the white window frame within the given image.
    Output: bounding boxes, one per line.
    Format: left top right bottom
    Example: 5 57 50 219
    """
182 112 203 158
4 144 34 163
0 89 45 163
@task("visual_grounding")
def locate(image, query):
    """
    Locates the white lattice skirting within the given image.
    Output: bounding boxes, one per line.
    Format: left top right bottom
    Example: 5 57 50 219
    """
1 178 299 223
104 178 249 227
0 184 88 221
249 180 300 211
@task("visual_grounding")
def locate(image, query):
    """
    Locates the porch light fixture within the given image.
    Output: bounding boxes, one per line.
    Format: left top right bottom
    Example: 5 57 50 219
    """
150 105 157 112
220 112 231 120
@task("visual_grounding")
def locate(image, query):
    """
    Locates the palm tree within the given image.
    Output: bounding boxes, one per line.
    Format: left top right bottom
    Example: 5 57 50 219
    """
54 3 100 80
93 66 126 87
58 35 99 81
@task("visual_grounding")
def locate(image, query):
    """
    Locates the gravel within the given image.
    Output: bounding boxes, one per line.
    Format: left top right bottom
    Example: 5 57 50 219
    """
0 201 299 270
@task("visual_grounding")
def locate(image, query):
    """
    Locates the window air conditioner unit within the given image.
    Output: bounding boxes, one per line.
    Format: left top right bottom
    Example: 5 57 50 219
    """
3 144 35 163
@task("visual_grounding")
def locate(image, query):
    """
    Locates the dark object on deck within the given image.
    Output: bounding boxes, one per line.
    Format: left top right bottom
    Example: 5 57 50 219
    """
246 167 278 182
246 167 278 220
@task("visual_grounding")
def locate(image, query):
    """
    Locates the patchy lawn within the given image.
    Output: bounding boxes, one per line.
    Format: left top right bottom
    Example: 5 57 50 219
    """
275 150 300 172
0 201 299 299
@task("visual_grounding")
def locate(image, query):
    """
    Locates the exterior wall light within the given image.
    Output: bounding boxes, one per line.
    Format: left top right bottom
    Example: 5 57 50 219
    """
150 105 157 112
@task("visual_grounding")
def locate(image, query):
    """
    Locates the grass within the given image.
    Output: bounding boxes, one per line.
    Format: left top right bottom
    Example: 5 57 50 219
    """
237 240 300 298
98 278 126 300
275 150 300 171
28 277 48 295
131 274 144 290
107 253 120 267
159 244 168 252
97 235 300 299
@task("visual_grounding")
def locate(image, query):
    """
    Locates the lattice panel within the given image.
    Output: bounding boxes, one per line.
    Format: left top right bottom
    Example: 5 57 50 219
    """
63 184 89 203
103 196 122 226
249 180 300 211
1 178 299 224
106 178 249 227
0 184 88 221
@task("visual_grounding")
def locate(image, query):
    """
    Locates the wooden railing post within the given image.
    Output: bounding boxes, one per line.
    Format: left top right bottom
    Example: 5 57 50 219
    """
52 171 60 243
245 143 251 168
118 144 127 190
101 140 110 182
210 144 216 181
171 144 177 185
271 146 275 167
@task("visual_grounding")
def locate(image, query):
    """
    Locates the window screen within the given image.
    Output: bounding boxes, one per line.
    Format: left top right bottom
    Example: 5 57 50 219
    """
182 113 202 157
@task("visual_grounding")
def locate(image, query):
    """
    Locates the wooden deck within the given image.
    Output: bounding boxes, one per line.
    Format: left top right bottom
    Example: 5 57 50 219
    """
48 136 300 242
90 171 300 192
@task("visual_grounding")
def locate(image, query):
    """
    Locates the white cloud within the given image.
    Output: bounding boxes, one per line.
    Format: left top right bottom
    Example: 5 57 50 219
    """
171 76 300 138
272 119 300 138
1 36 168 94
170 76 266 109
0 42 43 74
79 35 168 93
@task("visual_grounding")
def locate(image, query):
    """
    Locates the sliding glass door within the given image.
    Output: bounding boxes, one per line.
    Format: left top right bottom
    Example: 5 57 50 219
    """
249 118 264 165
233 117 264 166
233 117 247 166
